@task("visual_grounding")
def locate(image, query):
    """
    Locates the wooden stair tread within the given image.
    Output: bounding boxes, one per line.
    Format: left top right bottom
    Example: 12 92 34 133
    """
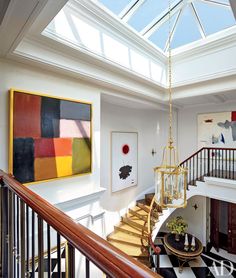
126 212 146 222
136 202 151 213
122 216 148 232
130 206 148 215
107 231 143 246
109 241 148 257
115 223 147 236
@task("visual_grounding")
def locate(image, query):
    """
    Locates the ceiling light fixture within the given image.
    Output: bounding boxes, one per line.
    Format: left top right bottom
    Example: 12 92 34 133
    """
154 0 187 208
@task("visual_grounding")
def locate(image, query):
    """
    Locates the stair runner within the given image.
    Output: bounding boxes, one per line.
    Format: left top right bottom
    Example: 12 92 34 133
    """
107 193 161 267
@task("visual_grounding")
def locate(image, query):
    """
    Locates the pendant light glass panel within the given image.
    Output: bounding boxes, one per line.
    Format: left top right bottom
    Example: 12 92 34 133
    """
154 145 187 208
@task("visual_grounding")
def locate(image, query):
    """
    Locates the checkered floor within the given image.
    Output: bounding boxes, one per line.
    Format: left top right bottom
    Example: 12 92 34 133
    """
32 248 66 277
154 234 236 278
31 237 236 277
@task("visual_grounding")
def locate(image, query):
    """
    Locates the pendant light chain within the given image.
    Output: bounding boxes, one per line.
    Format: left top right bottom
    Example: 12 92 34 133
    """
168 0 173 146
154 0 188 209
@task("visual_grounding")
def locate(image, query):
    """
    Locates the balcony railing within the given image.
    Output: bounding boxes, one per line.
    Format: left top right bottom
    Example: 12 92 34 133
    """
0 169 160 278
180 147 236 187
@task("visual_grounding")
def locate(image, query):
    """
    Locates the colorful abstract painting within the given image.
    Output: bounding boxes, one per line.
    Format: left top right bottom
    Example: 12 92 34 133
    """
10 90 92 184
111 132 138 192
198 111 236 149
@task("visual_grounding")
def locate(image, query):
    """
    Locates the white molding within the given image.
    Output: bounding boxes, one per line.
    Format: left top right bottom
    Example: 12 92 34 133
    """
12 38 167 103
12 35 236 106
41 30 166 89
56 187 106 211
172 68 236 90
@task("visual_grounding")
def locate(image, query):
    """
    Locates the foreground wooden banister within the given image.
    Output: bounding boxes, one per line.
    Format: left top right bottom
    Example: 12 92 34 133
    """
0 170 160 278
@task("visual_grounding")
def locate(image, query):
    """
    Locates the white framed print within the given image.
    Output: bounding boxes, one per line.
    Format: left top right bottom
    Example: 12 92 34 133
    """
111 132 138 193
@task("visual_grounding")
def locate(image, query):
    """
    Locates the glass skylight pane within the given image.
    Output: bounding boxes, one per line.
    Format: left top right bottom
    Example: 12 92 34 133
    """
171 5 202 49
149 13 178 51
128 0 175 32
194 1 235 36
50 10 76 42
103 34 130 67
71 15 102 54
130 49 150 77
99 0 133 15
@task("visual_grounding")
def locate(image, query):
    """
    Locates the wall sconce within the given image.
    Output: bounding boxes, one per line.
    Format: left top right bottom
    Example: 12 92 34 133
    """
151 148 157 156
192 204 198 210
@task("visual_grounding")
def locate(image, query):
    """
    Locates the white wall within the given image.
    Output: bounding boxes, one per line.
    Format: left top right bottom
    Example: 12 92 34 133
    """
160 195 207 245
178 102 236 161
0 58 101 205
100 101 177 234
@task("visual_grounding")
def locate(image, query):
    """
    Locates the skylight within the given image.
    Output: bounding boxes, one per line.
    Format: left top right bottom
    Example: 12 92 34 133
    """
97 0 236 51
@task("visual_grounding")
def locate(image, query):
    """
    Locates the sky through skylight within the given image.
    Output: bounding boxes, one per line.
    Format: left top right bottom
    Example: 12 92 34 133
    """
98 0 236 51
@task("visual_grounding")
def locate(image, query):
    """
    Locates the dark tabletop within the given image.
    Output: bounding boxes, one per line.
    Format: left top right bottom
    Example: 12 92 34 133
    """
164 233 203 258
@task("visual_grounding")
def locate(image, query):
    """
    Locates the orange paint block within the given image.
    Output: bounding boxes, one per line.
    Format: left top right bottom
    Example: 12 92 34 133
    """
53 138 72 156
34 157 57 181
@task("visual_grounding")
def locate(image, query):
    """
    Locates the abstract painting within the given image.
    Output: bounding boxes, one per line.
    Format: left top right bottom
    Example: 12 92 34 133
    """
111 132 138 192
9 89 92 184
198 111 236 149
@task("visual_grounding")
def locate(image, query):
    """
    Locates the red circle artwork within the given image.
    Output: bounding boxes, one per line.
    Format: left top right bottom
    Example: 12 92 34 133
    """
122 144 130 155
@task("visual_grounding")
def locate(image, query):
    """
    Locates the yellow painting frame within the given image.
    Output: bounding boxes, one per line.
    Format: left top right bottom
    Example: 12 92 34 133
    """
9 88 93 186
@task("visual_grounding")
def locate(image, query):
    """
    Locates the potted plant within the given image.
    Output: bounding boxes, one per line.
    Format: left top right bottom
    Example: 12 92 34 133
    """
166 216 188 241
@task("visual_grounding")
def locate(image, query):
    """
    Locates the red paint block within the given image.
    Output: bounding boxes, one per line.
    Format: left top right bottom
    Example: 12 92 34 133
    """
34 138 55 157
232 111 236 121
13 92 41 138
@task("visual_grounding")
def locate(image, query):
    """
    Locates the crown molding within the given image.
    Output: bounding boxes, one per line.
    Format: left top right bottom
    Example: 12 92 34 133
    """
42 29 166 89
12 34 236 106
12 37 166 103
173 68 236 89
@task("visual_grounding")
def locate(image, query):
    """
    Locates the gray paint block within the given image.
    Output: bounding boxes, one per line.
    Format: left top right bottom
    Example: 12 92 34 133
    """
60 100 91 121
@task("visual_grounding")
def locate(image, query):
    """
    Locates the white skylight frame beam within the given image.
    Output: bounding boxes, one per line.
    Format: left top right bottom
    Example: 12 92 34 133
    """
190 2 206 38
119 0 145 22
199 0 231 8
164 9 183 52
141 0 183 38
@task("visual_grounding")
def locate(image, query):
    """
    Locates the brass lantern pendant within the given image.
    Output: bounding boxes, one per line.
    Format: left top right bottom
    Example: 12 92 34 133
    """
154 0 187 209
154 140 187 208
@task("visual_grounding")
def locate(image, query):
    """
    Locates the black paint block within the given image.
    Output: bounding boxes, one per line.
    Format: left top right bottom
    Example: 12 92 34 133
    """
41 97 60 138
60 100 91 121
13 138 34 183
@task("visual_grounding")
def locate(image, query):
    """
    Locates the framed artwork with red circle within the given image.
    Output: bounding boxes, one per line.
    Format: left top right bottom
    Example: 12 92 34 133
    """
111 131 138 192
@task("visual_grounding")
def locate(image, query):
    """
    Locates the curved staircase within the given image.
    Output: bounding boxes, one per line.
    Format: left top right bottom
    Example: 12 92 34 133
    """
107 193 160 266
107 148 236 269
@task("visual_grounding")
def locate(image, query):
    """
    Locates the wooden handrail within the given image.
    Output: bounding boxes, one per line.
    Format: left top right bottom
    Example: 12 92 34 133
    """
180 147 204 166
0 170 160 278
180 147 236 166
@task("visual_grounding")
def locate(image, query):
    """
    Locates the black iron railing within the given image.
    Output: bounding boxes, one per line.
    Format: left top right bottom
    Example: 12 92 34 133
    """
180 148 236 187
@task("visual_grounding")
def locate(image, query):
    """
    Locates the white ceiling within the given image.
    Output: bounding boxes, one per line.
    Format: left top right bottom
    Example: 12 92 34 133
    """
0 0 236 109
